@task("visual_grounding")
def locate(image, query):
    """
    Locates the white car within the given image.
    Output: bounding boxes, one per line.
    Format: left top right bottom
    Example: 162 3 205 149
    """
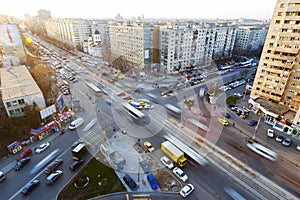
267 129 274 138
180 184 194 197
35 142 50 153
173 167 188 182
234 92 243 98
160 156 174 169
296 145 300 151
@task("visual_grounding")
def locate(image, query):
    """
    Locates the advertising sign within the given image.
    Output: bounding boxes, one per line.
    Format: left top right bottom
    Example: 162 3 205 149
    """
40 104 56 119
57 95 65 113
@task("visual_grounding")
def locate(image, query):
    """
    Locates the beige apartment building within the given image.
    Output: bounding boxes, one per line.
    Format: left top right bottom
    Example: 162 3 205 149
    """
251 0 300 113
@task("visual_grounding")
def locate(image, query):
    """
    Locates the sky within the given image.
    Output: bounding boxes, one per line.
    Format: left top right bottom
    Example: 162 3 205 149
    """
0 0 277 20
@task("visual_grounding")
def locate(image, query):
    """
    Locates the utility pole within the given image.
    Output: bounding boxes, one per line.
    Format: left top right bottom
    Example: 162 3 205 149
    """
253 114 262 140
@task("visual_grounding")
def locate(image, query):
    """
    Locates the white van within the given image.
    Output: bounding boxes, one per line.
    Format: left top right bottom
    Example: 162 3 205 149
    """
69 118 84 130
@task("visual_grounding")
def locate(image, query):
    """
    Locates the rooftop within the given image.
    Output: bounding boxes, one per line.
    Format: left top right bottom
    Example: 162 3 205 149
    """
256 98 289 116
0 65 43 101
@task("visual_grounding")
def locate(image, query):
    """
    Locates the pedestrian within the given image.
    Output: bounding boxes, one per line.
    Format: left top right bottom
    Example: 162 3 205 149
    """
233 122 235 127
112 126 116 132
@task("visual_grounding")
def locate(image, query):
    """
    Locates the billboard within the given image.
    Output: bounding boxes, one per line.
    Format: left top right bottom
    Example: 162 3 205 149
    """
57 95 65 113
40 104 56 119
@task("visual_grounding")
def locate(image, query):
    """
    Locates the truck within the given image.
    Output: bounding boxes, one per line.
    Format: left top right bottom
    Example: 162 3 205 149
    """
161 141 187 167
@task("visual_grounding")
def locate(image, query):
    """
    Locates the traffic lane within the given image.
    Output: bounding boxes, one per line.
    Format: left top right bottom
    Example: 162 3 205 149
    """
186 161 256 200
217 123 300 197
3 131 79 199
12 152 92 200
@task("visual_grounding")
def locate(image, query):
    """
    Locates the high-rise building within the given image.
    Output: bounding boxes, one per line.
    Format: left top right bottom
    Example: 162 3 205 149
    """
109 21 153 70
233 26 268 56
45 18 92 48
251 0 300 113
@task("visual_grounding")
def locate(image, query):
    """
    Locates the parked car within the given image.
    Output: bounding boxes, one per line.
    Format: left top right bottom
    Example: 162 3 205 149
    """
15 157 31 171
0 171 6 183
16 148 32 161
45 158 63 174
123 173 138 191
234 92 243 98
143 141 155 152
180 184 195 198
247 120 258 126
173 167 188 182
139 160 150 173
267 129 274 138
69 159 84 172
35 142 50 153
46 170 63 185
160 156 174 169
227 104 236 108
21 180 40 195
282 138 292 147
296 144 300 151
276 135 284 143
147 173 159 189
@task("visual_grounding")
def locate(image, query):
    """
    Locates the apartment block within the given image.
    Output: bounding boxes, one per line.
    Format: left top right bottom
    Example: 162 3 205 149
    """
109 21 153 70
45 18 92 48
159 22 236 74
233 26 268 56
251 0 300 113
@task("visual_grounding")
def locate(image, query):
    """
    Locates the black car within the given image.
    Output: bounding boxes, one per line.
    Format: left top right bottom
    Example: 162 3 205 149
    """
45 158 63 174
225 112 231 118
69 159 84 172
21 180 40 195
227 104 236 108
15 157 31 171
123 174 138 191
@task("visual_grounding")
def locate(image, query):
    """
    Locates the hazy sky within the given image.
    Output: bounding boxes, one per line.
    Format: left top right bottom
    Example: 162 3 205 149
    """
0 0 277 19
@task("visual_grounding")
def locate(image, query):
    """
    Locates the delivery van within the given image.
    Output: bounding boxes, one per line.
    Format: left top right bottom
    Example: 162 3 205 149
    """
69 118 84 130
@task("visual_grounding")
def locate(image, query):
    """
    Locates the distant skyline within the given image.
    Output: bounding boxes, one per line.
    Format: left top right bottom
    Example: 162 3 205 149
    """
0 0 277 20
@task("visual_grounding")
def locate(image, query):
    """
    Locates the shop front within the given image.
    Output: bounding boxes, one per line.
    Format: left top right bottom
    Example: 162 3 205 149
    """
30 121 59 140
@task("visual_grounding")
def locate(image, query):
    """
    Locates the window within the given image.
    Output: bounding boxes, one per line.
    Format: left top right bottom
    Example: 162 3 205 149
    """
275 20 280 24
278 12 283 16
6 102 12 107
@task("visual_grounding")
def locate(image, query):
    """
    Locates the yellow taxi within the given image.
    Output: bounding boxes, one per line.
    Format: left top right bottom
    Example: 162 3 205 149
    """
219 119 229 126
143 141 155 152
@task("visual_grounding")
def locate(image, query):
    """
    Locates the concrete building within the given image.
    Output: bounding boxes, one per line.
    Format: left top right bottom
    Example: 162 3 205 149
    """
158 22 236 74
83 30 102 57
45 18 92 48
251 0 300 113
0 65 46 117
109 21 153 70
233 26 268 56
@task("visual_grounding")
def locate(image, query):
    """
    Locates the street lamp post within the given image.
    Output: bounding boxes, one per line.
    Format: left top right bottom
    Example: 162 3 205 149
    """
253 114 262 140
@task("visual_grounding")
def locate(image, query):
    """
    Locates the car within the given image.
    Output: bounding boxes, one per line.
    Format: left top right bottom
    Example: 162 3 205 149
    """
123 173 138 191
180 184 195 197
21 180 40 195
0 171 6 183
267 129 274 138
160 156 174 169
16 148 32 161
71 139 83 150
231 106 239 111
147 173 159 190
219 119 229 126
15 157 31 171
227 104 236 108
35 142 50 153
45 158 64 174
275 135 284 143
173 167 188 182
143 104 154 109
143 141 155 152
297 144 300 151
282 138 292 147
69 159 84 172
234 92 243 98
46 170 63 185
247 120 258 126
225 112 231 118
139 160 150 173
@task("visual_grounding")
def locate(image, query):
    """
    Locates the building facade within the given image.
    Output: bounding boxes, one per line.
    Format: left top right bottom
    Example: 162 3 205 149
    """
251 0 300 113
109 21 153 70
45 18 92 48
0 65 46 117
159 22 236 74
233 26 268 56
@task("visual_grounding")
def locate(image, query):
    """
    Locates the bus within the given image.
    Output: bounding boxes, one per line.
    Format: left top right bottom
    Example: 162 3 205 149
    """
72 143 87 160
85 81 101 95
122 102 145 120
164 104 182 119
246 141 277 162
